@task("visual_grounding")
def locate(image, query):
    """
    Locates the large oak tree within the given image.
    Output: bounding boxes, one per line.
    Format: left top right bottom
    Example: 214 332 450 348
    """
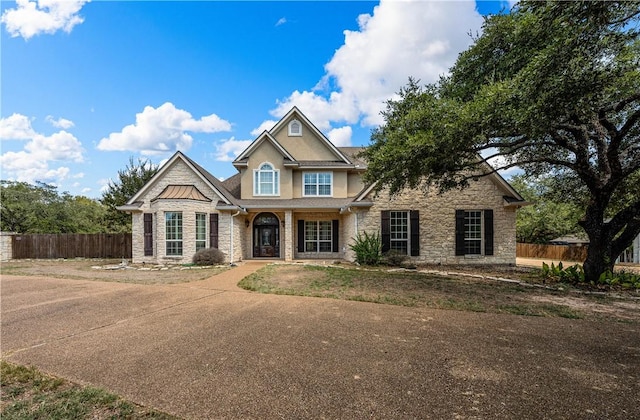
362 1 640 283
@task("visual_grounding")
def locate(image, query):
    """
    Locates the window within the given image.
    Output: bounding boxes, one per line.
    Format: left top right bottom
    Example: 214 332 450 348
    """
196 213 207 252
288 119 302 136
254 163 279 196
390 211 409 255
165 212 183 256
455 209 493 256
303 172 332 196
464 211 483 255
381 210 419 256
304 221 333 252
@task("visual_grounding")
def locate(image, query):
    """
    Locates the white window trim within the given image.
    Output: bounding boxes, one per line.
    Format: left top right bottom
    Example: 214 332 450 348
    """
464 210 484 256
304 220 333 253
389 210 410 255
165 211 183 256
302 171 333 197
288 119 302 136
195 213 207 252
253 162 280 196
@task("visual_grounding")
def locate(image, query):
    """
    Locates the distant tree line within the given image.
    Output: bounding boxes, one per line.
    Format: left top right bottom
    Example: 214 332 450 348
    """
0 157 158 234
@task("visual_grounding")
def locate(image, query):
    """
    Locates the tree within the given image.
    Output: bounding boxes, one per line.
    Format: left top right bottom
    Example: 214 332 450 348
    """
100 157 159 232
509 175 583 244
362 1 640 283
0 181 107 233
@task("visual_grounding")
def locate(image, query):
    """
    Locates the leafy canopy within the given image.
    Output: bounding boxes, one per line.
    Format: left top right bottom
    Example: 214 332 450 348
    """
100 157 159 233
362 1 640 281
0 181 107 233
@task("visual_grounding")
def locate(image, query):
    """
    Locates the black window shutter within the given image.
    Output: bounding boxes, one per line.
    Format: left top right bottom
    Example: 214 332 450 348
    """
410 210 420 256
332 220 339 253
381 211 391 253
455 210 465 256
484 209 494 256
297 220 305 252
143 213 153 256
210 213 219 249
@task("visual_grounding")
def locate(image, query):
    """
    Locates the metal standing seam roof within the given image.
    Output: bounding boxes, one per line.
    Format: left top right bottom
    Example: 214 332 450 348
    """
152 185 212 202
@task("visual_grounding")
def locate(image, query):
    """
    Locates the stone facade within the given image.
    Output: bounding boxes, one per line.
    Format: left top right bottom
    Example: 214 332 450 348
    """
122 108 523 266
344 178 517 264
130 159 230 264
0 232 15 261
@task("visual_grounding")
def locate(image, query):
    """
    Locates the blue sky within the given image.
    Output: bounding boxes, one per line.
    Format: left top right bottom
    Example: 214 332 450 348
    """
1 0 511 198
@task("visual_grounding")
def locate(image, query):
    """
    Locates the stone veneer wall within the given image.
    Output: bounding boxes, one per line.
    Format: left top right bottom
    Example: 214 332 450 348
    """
0 232 15 261
129 159 230 264
343 178 517 265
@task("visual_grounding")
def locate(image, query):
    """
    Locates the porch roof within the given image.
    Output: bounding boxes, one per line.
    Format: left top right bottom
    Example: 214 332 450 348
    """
218 197 373 211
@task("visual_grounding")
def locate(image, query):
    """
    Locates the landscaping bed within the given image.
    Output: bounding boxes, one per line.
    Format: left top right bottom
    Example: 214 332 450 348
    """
1 259 228 284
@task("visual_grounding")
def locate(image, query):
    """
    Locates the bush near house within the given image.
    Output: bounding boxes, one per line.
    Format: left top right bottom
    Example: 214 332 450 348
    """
349 231 382 266
192 248 226 266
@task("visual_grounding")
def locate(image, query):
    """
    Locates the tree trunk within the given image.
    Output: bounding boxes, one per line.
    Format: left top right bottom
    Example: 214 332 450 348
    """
580 198 618 283
582 237 615 284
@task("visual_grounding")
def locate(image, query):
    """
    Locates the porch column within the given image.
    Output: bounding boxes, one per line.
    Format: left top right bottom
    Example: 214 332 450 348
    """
284 210 293 261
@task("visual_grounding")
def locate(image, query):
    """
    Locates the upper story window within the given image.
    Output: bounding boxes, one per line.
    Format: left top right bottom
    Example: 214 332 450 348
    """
303 172 332 196
254 162 280 196
288 119 302 136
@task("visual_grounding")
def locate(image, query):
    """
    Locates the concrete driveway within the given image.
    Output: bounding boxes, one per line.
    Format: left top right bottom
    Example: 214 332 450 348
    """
2 262 639 419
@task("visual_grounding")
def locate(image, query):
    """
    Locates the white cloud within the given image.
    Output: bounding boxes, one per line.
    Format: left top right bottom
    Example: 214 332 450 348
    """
46 115 74 129
214 137 252 162
275 17 286 27
0 113 36 140
0 113 84 184
1 0 90 40
81 187 91 194
250 119 277 137
272 0 483 129
97 102 232 155
327 126 352 147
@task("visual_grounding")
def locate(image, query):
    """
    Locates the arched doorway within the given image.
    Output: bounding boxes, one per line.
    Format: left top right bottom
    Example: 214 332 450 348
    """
253 212 280 258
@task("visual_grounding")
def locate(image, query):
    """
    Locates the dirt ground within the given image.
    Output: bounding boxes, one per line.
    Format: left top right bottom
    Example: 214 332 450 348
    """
2 259 638 322
0 259 228 284
244 263 640 322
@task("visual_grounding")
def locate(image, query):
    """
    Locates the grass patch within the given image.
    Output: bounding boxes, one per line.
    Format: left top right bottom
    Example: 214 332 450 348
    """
238 264 639 321
0 360 176 419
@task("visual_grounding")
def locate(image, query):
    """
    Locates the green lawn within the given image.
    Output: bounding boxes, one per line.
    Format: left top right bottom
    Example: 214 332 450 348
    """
0 361 177 420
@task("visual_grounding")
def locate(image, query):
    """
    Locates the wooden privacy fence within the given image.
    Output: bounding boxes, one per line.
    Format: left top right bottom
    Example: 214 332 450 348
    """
516 242 588 262
11 233 132 259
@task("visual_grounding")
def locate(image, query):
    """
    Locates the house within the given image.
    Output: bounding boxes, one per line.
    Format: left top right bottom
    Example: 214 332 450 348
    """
118 107 527 265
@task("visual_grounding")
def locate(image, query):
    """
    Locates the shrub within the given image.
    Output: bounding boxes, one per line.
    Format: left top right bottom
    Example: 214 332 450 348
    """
383 250 408 266
540 262 640 289
349 231 382 266
192 247 226 265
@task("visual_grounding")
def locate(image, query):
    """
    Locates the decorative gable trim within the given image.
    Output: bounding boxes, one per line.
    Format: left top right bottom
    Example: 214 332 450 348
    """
125 151 233 206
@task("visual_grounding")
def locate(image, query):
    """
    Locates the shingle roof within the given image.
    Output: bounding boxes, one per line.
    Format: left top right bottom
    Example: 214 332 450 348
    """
222 173 241 199
179 153 239 206
338 147 367 168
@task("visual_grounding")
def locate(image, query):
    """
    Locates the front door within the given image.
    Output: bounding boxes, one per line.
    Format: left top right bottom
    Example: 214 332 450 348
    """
253 213 280 258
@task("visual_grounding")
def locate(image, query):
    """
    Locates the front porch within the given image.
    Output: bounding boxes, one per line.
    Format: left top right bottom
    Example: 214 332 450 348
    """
239 209 357 262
